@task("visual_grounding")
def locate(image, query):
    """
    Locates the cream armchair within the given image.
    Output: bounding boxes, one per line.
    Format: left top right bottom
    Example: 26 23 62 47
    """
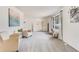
22 30 32 38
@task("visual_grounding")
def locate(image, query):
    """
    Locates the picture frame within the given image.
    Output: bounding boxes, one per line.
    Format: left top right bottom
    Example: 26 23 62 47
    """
8 8 20 27
70 7 79 23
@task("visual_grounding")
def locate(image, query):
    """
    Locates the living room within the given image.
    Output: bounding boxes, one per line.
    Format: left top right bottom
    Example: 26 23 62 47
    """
0 6 79 52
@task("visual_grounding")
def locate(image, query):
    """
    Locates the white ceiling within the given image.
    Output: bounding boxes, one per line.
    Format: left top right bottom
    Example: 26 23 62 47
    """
16 6 63 19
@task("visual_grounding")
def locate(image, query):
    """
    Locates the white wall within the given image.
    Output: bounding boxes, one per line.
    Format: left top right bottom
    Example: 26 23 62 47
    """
63 6 79 51
0 7 9 32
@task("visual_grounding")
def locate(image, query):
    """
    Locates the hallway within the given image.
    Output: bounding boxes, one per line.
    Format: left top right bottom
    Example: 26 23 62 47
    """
19 32 78 52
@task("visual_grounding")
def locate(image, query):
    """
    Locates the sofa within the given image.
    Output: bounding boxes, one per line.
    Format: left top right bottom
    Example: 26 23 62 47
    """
0 33 19 52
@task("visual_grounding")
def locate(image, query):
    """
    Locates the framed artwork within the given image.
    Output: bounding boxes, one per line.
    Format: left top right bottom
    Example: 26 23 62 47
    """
70 7 79 23
8 8 20 27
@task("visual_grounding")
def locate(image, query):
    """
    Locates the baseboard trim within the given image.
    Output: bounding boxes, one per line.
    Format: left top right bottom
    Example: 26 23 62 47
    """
63 41 79 52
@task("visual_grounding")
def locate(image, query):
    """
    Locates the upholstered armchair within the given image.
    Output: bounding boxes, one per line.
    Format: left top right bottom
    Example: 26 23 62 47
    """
22 30 32 38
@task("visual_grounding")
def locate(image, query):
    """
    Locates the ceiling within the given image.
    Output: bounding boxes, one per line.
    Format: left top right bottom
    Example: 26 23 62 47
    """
16 6 63 19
